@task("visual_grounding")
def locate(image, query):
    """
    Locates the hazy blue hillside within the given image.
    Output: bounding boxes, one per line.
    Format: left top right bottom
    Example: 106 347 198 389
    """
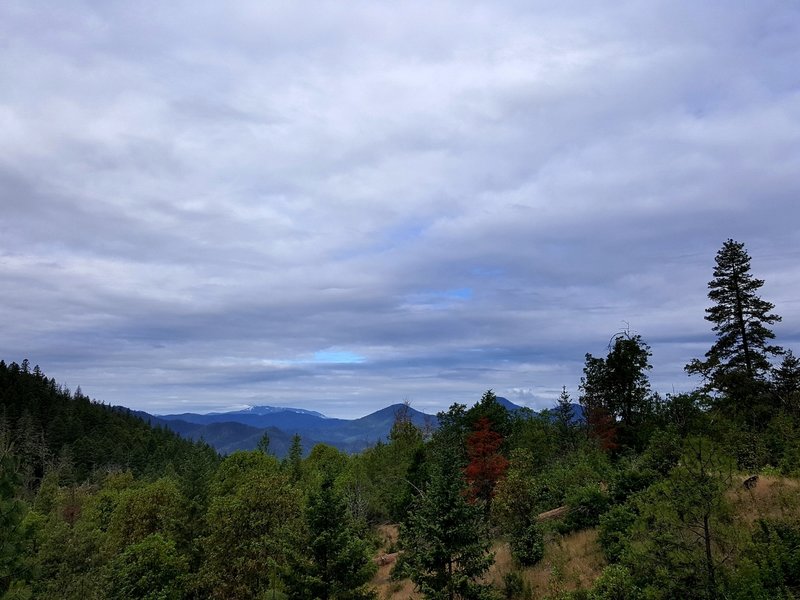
295 403 436 449
148 398 587 456
148 399 587 456
163 420 309 456
159 408 345 432
154 402 437 455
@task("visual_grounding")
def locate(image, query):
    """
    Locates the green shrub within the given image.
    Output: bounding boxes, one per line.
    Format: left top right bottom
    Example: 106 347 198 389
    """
752 519 800 588
732 431 769 472
510 522 545 566
502 571 532 599
528 447 612 514
607 467 656 504
598 504 636 563
106 533 190 600
639 429 682 475
778 441 800 476
723 559 778 600
560 485 610 533
589 565 641 600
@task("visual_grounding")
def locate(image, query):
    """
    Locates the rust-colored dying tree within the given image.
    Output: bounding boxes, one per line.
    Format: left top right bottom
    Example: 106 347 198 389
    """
464 416 509 505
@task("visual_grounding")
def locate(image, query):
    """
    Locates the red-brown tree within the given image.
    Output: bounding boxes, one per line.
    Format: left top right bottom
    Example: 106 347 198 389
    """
464 417 509 505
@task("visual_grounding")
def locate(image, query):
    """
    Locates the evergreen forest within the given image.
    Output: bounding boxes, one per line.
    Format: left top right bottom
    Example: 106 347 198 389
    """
2 239 800 600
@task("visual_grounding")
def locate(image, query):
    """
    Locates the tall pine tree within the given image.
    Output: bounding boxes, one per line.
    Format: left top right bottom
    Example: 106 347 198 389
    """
686 239 782 407
554 386 578 452
773 350 800 415
285 434 304 482
399 442 494 600
0 446 29 596
285 477 376 600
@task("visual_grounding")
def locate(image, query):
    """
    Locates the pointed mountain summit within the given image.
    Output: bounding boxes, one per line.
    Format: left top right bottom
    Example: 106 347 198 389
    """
495 396 525 411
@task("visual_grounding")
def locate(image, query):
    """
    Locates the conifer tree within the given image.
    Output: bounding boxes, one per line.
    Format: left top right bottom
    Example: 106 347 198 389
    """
555 386 578 451
465 390 511 439
464 417 508 507
686 239 782 401
257 431 271 455
285 477 376 600
627 437 736 599
399 442 494 600
773 350 800 414
286 434 304 481
0 446 28 595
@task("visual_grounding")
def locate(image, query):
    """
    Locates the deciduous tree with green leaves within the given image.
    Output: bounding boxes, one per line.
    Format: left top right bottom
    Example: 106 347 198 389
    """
580 332 653 450
106 533 190 600
201 452 302 600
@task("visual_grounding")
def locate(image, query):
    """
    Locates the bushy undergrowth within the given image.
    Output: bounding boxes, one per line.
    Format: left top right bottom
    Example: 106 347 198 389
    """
509 522 545 566
560 484 610 534
597 504 636 563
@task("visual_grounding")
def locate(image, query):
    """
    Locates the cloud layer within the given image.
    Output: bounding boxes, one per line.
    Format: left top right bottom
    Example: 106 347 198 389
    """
2 1 799 417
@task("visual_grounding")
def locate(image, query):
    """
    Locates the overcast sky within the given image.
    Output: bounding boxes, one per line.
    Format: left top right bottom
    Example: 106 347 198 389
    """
1 1 799 418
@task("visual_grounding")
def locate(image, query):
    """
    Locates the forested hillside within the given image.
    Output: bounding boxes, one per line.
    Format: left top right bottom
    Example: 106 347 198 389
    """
0 360 218 484
2 239 800 599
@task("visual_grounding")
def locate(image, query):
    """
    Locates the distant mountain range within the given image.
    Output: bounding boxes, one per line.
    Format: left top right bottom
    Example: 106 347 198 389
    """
143 402 435 456
137 398 582 457
208 405 328 419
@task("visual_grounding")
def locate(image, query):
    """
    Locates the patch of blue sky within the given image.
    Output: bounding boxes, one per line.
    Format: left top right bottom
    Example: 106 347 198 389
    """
437 288 472 300
312 349 366 364
420 287 473 301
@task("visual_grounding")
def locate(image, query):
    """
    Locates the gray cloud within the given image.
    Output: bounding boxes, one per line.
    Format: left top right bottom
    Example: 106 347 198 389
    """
1 1 799 417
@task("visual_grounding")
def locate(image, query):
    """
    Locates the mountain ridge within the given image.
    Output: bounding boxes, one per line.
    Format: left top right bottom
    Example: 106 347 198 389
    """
148 397 581 457
205 404 328 419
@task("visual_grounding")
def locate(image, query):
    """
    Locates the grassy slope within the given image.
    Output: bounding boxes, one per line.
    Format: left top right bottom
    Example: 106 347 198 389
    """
370 525 605 599
500 529 606 597
729 474 800 524
370 475 800 599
